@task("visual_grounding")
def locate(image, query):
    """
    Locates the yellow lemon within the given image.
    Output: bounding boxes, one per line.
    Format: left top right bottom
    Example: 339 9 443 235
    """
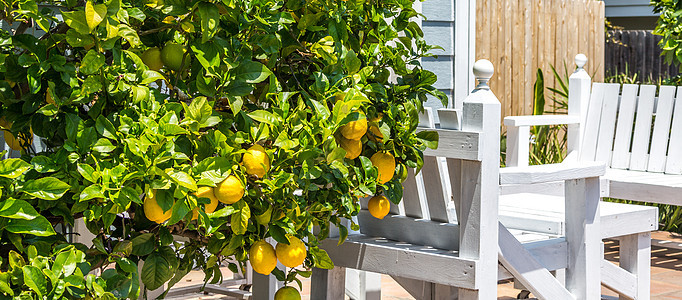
192 186 220 220
215 175 245 204
275 236 307 268
370 152 395 184
161 43 188 71
255 205 273 225
249 240 278 275
243 144 270 178
274 286 301 300
368 195 390 219
143 190 172 224
369 126 383 140
339 115 367 140
141 47 164 71
337 136 362 159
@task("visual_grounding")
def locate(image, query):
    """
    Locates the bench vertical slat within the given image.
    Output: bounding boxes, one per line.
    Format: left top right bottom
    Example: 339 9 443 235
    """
611 84 639 169
580 83 606 161
594 84 622 164
401 168 424 218
422 156 452 223
665 87 682 174
630 85 657 171
648 86 676 173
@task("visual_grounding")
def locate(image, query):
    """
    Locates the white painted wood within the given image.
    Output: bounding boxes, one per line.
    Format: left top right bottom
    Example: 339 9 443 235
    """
629 85 657 171
619 232 651 300
422 156 451 222
319 236 478 289
498 224 575 299
568 55 592 155
611 84 639 169
419 129 481 160
504 115 581 127
564 177 601 300
601 259 637 300
345 269 380 300
357 212 459 251
457 60 500 299
594 84 622 163
580 83 606 161
498 238 569 280
391 276 433 299
505 125 530 167
452 0 476 109
446 157 462 223
251 262 283 300
401 167 424 219
499 162 605 185
665 87 682 174
648 86 676 173
311 267 346 300
436 108 461 130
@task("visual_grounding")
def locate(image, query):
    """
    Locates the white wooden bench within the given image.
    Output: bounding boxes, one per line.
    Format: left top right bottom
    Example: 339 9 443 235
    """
304 60 607 300
503 54 660 299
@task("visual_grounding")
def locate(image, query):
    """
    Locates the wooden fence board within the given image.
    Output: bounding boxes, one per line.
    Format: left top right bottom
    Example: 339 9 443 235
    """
605 30 680 82
477 0 605 119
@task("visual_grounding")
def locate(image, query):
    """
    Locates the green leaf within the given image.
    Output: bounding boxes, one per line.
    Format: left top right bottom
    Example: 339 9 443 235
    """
416 130 439 149
92 138 116 153
79 184 105 202
248 110 282 127
85 1 107 32
167 170 197 191
6 217 56 236
81 50 105 75
96 115 117 139
231 200 250 235
310 247 334 269
235 61 272 84
0 158 31 178
78 163 100 183
23 265 47 296
0 199 40 220
140 252 172 291
62 11 90 35
139 70 165 85
198 3 220 43
344 50 361 74
22 177 71 200
131 233 156 256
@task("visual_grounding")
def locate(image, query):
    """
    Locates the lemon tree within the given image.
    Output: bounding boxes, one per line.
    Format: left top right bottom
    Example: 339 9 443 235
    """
0 0 445 298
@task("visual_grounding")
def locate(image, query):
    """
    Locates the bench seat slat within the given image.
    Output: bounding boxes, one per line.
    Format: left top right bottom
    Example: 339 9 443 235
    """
666 87 682 174
648 86 677 173
611 84 639 169
629 85 657 171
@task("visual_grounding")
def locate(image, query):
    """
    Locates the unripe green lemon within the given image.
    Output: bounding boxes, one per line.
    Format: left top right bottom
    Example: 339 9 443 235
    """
141 47 164 71
274 286 301 300
161 43 188 71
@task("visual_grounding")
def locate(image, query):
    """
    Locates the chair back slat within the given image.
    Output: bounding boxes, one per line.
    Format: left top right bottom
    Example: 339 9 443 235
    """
647 86 676 172
579 83 606 161
629 85 657 171
401 167 424 219
665 88 682 174
611 84 639 169
594 84 621 163
421 156 452 222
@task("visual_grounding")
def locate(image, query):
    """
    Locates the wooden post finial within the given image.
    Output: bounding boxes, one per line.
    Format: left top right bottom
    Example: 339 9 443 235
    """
575 54 587 71
473 59 494 90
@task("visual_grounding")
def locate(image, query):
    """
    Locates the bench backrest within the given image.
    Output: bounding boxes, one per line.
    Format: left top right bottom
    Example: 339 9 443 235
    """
356 61 501 256
574 81 682 174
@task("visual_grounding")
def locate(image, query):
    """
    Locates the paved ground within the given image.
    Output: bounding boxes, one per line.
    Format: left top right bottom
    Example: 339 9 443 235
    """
167 231 682 299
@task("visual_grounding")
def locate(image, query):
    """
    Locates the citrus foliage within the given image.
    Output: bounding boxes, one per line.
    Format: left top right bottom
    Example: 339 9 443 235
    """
654 0 682 68
0 0 445 298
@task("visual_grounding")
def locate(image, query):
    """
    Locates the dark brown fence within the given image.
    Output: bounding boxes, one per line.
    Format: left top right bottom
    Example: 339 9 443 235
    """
606 30 680 81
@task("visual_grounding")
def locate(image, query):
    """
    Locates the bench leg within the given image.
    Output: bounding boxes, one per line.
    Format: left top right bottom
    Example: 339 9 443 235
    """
565 177 601 300
311 267 346 299
619 232 651 300
251 269 282 300
345 269 381 300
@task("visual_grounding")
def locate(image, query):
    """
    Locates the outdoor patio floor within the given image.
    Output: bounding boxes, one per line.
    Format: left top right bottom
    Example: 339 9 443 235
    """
166 231 682 300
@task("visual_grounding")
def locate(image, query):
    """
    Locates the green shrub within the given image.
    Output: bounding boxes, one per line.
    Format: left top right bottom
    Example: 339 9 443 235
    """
0 0 445 298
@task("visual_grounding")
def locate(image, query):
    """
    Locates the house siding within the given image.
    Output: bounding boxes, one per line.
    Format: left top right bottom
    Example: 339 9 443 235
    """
604 0 657 17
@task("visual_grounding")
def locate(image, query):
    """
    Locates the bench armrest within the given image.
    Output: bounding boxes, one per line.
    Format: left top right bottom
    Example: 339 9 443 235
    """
500 161 605 185
504 115 581 127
